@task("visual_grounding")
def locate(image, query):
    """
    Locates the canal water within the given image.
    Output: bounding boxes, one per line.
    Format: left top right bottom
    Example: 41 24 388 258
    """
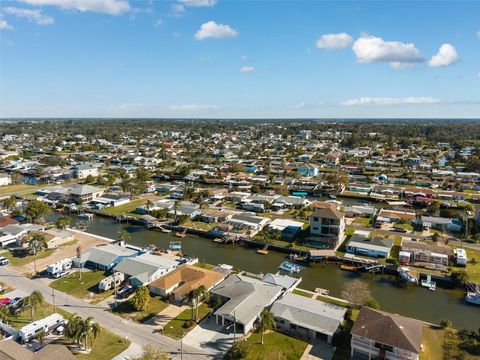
62 214 479 330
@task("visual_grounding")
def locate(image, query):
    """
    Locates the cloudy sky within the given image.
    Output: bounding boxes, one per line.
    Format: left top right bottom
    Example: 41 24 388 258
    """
0 0 479 118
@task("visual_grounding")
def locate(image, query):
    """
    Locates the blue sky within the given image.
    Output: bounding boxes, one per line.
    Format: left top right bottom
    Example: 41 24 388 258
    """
0 0 479 118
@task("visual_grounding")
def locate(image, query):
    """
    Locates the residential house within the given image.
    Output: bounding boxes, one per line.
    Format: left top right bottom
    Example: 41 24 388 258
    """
223 213 270 233
346 230 393 258
0 339 76 360
261 273 301 293
149 265 225 301
297 164 319 177
199 208 236 223
71 164 99 179
90 194 130 209
413 216 462 233
75 244 138 271
399 240 452 268
211 274 283 334
350 307 423 360
0 173 12 187
271 293 346 343
268 218 305 238
309 207 345 249
68 185 104 203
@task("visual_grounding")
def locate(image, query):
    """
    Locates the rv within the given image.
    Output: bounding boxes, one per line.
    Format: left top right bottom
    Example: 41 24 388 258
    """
454 248 468 266
19 313 65 342
98 272 125 292
47 258 72 276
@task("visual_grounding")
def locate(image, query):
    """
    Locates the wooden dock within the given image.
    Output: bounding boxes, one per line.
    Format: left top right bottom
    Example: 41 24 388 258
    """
256 245 269 255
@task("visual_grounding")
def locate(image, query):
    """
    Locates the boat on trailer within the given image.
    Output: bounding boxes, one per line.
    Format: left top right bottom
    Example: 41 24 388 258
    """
398 267 418 284
278 261 302 273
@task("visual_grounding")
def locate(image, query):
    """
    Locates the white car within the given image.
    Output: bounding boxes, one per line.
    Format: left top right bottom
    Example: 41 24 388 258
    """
0 257 9 266
53 270 69 279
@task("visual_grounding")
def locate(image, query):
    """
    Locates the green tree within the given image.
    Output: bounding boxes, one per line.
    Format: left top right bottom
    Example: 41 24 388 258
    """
451 270 469 287
440 319 452 329
258 309 275 345
132 286 150 311
24 201 52 223
25 290 44 321
134 344 169 360
64 313 83 347
55 215 70 230
80 316 100 350
224 341 247 360
37 330 46 347
28 233 47 274
117 230 131 242
0 305 10 324
187 285 207 322
2 196 17 212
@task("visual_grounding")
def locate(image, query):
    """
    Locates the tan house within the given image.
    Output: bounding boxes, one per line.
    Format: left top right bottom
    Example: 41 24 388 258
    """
149 265 225 301
309 207 345 249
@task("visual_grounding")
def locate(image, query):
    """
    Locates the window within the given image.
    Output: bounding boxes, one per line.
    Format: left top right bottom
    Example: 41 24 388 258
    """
374 342 394 352
313 217 319 222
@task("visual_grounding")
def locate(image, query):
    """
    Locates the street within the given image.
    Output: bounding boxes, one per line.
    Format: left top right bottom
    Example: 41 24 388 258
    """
0 266 212 360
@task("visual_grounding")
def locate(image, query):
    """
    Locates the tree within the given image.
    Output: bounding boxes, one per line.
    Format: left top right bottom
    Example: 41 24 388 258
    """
2 196 17 212
188 285 207 322
64 313 83 347
24 201 52 223
80 316 100 350
258 309 275 345
25 290 44 321
132 286 150 311
341 280 372 307
0 305 10 324
55 215 70 230
432 232 440 243
37 330 46 347
134 344 169 360
117 230 131 242
224 341 247 360
28 233 47 274
451 270 469 287
145 200 154 212
440 319 452 329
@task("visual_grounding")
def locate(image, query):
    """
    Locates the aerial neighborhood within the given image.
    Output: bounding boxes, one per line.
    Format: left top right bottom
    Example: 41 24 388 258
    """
0 119 479 360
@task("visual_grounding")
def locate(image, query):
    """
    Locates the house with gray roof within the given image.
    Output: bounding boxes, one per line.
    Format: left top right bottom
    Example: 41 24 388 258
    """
68 184 104 203
262 273 301 292
114 253 179 287
211 274 283 334
75 244 138 271
347 230 394 258
271 292 346 343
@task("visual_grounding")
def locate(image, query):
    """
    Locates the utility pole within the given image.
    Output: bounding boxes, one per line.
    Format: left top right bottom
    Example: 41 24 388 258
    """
52 288 56 312
233 310 236 342
180 338 183 360
114 269 118 307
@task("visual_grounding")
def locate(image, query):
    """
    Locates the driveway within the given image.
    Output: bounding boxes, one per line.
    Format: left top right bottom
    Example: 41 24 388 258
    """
301 340 335 360
183 315 236 358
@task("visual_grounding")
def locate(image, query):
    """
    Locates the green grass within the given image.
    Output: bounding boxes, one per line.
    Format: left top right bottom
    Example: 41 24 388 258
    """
162 303 212 339
3 249 56 267
0 184 43 195
57 239 79 247
395 223 414 231
99 199 146 216
420 326 445 360
183 219 218 231
75 327 130 360
463 248 480 283
111 295 168 323
353 217 371 226
50 270 114 304
8 303 70 330
194 262 216 270
316 295 349 308
345 227 355 236
239 331 308 360
292 289 314 298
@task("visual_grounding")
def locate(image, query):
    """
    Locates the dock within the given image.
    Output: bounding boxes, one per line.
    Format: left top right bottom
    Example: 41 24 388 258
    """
256 245 269 255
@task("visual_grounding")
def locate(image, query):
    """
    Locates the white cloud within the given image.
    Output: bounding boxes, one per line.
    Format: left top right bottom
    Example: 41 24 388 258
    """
179 0 217 7
316 32 353 49
477 30 480 39
342 97 442 106
171 3 185 15
240 66 255 73
3 7 54 25
18 0 130 15
194 21 238 40
240 55 248 61
154 19 163 28
0 19 13 30
169 104 218 111
352 36 423 66
389 62 416 70
428 43 459 67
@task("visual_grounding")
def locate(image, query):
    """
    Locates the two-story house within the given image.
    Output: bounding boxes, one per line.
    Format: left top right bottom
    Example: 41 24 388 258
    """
309 207 345 249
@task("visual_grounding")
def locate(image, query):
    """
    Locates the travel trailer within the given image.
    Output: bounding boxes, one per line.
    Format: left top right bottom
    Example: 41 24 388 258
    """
19 313 65 342
454 248 468 266
47 258 72 276
98 272 125 292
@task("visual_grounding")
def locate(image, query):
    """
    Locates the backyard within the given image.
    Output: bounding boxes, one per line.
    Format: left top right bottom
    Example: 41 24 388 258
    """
111 294 168 323
98 199 147 217
237 331 308 360
162 303 212 339
3 248 56 267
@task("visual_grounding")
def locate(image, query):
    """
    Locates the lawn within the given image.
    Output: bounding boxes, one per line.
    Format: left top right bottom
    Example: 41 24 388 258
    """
239 331 308 360
194 262 216 270
8 303 70 330
353 217 371 227
395 223 414 231
0 184 42 195
50 270 113 304
99 199 146 216
316 295 349 308
111 295 168 323
182 219 217 231
292 289 314 298
162 303 212 339
465 248 480 283
420 326 445 360
75 327 130 360
3 249 56 267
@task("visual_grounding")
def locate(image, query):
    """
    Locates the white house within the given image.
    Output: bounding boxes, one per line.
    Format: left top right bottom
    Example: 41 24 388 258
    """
346 230 394 258
71 164 99 179
0 174 12 187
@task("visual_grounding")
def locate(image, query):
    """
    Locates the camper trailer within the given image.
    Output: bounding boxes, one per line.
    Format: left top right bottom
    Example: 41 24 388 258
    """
98 272 125 292
19 313 65 342
454 248 468 266
47 258 72 276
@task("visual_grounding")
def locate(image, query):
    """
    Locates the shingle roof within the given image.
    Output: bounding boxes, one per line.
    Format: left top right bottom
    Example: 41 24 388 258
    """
82 244 137 267
312 207 344 220
351 307 423 354
68 185 103 196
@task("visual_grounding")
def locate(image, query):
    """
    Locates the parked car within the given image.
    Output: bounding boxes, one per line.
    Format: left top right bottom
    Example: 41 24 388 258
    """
393 227 408 233
117 285 133 299
7 297 22 308
0 257 9 266
53 270 69 279
0 298 11 307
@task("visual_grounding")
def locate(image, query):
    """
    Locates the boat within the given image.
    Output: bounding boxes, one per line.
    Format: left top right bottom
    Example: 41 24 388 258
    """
169 241 182 251
257 245 269 255
397 267 418 284
278 261 302 273
466 291 480 305
420 274 436 291
340 264 359 272
175 230 187 238
78 213 94 220
159 226 172 233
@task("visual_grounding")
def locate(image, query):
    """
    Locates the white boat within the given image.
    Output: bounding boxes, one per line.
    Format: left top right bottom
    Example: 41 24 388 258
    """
78 213 94 220
420 274 436 291
466 292 480 305
159 226 172 233
398 267 418 284
278 261 302 273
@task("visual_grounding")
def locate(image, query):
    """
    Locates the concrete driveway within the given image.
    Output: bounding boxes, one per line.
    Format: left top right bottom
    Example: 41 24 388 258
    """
183 315 236 359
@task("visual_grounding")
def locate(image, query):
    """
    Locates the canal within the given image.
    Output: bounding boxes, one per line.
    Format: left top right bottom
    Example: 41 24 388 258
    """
65 214 479 330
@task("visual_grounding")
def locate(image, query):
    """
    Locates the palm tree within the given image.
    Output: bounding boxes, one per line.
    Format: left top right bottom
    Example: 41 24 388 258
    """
132 286 150 311
76 245 82 280
28 233 47 274
80 316 100 350
259 309 275 345
145 200 154 212
64 313 82 348
117 230 131 242
37 330 46 347
188 286 207 322
0 305 10 324
26 290 44 321
173 200 180 222
55 215 70 230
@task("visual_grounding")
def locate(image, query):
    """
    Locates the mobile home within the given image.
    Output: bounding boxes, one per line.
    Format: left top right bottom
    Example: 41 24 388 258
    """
98 272 125 292
47 258 72 275
19 313 65 342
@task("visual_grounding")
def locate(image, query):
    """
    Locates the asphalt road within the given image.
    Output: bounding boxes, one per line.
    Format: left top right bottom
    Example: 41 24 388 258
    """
0 266 212 360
